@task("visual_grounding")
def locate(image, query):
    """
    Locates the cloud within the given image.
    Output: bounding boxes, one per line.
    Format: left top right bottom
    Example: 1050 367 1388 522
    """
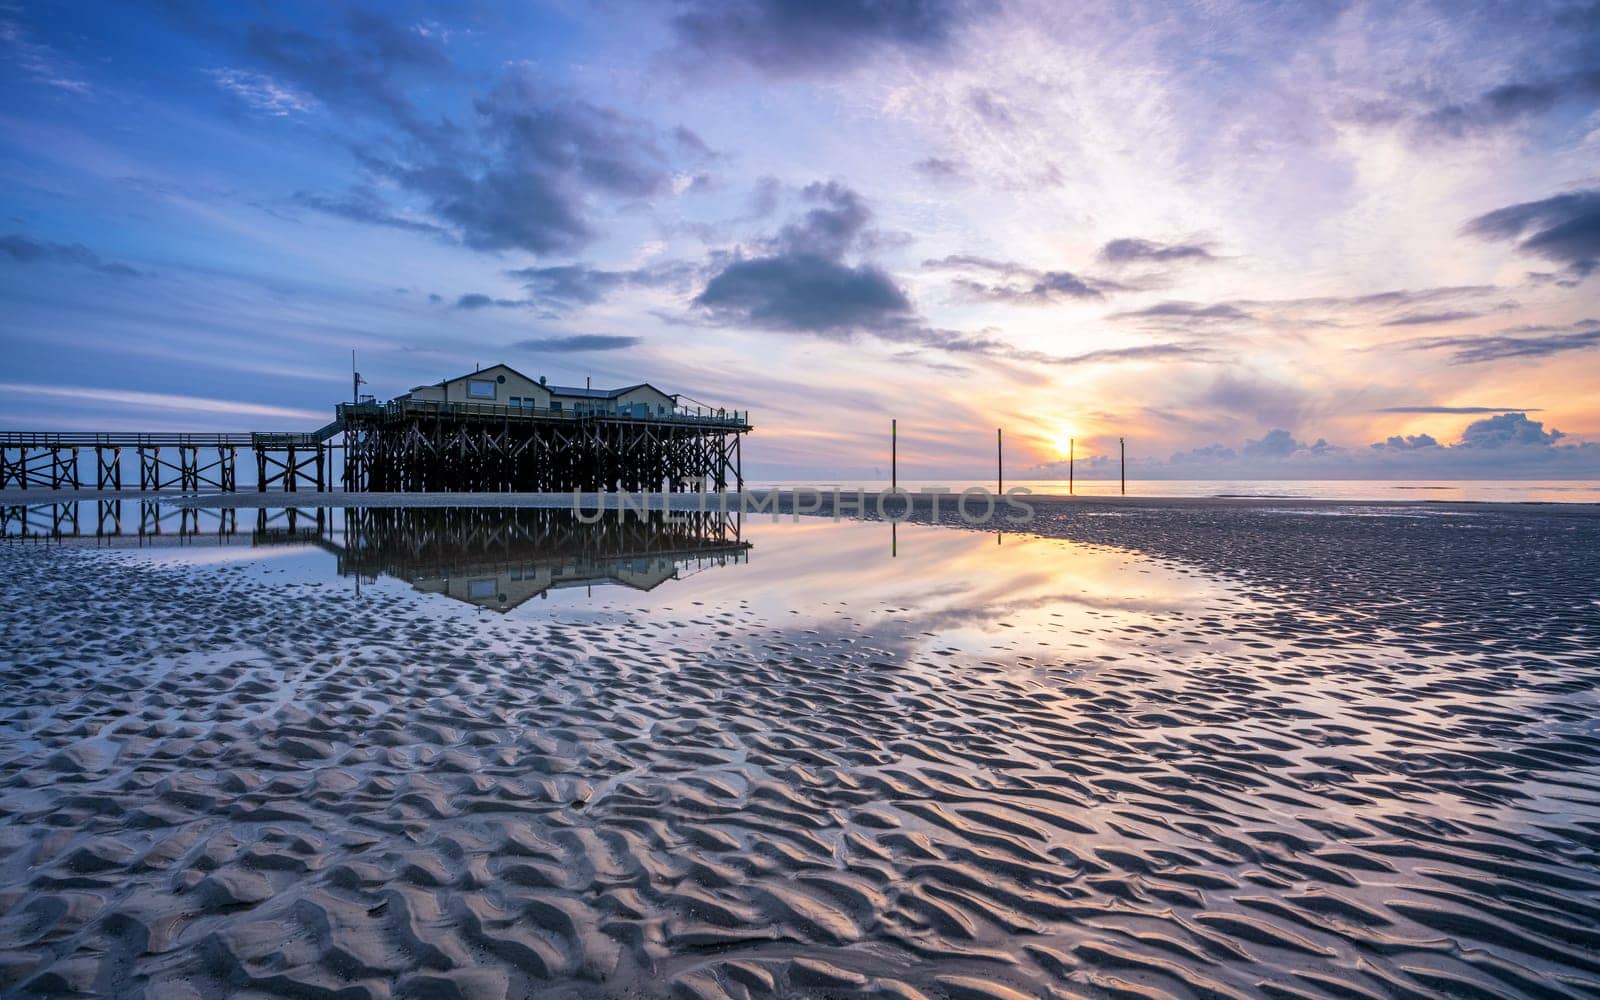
374 71 681 256
508 262 696 309
513 335 642 353
1098 238 1215 265
0 234 141 277
1111 301 1252 322
690 184 1204 369
209 68 316 116
1381 310 1482 326
1375 405 1543 414
1371 433 1440 451
454 293 522 310
1463 189 1600 278
1242 428 1332 459
1044 413 1598 480
695 254 913 333
0 383 322 422
666 0 990 76
693 181 916 334
289 51 704 256
912 157 965 179
1416 67 1600 139
292 188 447 236
243 8 450 132
1400 320 1600 363
924 254 1119 304
1108 286 1504 332
1456 411 1564 448
0 15 91 93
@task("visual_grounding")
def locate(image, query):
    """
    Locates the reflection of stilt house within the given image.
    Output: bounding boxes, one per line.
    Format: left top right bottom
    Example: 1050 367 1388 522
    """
342 364 752 493
336 506 749 612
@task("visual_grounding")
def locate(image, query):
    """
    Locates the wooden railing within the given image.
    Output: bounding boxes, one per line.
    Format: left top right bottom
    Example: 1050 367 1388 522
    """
340 399 751 428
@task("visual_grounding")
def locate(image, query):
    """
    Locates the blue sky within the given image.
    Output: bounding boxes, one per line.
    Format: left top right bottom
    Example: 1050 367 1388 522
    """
2 1 1598 478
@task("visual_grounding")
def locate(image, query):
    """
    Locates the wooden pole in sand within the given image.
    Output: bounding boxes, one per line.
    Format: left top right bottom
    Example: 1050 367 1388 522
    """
891 419 897 491
1069 438 1074 495
997 427 1003 494
1120 437 1126 495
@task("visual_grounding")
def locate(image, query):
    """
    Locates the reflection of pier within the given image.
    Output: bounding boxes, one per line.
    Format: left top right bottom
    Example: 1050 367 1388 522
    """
3 502 749 607
338 507 749 611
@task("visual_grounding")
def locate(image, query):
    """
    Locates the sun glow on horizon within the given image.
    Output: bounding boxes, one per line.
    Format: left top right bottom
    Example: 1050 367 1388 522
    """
1051 427 1080 459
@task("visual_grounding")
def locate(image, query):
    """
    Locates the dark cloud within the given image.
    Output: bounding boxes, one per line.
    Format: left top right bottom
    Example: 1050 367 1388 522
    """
695 254 912 333
243 8 451 133
0 234 141 277
1375 405 1543 414
667 0 989 76
508 261 696 310
768 181 873 258
1457 412 1564 448
1381 310 1482 326
1463 189 1600 277
924 254 1119 304
1371 433 1440 451
454 292 521 309
1098 238 1215 265
508 265 627 307
1401 320 1600 363
284 36 704 257
1242 428 1332 459
693 181 916 335
913 157 965 179
292 188 447 236
694 185 1207 367
1417 67 1600 138
513 334 641 353
1112 301 1252 322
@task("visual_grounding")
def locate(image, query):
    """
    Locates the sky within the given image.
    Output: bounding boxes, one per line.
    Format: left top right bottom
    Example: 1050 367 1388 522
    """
1 0 1598 480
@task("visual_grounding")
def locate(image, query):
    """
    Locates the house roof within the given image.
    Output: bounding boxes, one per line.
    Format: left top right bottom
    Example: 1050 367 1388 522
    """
434 365 673 401
546 382 660 400
443 363 543 387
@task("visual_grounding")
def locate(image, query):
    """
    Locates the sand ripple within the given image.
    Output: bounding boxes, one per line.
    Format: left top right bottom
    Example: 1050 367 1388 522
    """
1 517 1599 998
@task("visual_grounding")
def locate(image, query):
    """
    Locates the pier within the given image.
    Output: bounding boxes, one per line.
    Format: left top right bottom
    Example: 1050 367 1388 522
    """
0 364 751 494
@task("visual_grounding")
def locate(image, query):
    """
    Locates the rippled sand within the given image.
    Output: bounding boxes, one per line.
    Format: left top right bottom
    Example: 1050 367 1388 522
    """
1 505 1598 999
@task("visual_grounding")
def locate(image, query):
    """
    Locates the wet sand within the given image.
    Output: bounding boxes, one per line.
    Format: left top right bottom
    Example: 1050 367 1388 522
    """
1 502 1598 998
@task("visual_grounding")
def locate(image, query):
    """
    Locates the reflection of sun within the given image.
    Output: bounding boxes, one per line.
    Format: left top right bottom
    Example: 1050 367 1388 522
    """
1052 427 1078 457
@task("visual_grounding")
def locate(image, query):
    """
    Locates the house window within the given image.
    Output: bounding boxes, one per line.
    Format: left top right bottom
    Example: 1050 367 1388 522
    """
468 379 496 399
550 401 563 411
468 578 497 598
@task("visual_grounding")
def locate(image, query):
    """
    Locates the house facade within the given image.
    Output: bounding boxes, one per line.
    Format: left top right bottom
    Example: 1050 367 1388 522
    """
399 364 678 419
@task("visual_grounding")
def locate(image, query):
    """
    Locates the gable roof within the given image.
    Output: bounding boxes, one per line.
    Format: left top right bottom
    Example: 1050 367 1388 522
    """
442 363 545 387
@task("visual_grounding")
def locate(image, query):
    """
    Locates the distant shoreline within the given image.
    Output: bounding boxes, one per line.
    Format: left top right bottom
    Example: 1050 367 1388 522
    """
3 487 1598 515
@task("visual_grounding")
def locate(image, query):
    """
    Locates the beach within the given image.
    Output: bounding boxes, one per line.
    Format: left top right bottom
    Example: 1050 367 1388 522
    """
1 495 1597 998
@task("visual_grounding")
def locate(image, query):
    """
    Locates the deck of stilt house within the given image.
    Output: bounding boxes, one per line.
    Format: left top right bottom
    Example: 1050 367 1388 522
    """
0 364 751 493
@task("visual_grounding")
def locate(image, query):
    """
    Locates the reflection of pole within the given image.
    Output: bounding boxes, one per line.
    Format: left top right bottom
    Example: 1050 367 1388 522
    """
891 519 897 559
1069 438 1074 496
1120 437 1126 495
891 419 897 491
